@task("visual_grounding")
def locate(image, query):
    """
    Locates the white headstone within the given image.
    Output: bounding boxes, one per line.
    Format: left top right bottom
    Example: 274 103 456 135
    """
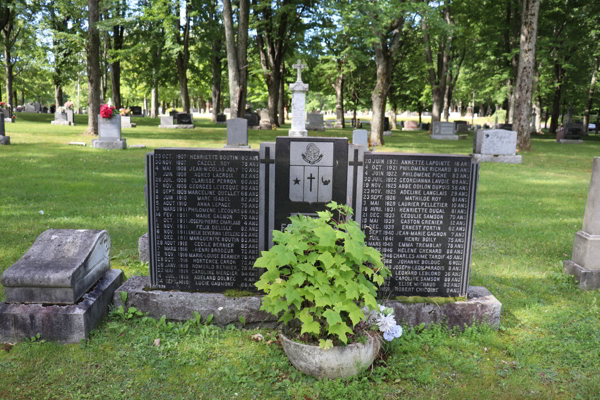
352 130 368 146
475 129 517 155
433 122 456 135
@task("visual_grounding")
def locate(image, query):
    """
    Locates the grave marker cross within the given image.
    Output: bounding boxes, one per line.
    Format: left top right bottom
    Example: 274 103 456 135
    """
292 59 306 82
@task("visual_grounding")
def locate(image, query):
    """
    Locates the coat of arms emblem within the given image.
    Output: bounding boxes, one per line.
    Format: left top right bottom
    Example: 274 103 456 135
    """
289 142 334 203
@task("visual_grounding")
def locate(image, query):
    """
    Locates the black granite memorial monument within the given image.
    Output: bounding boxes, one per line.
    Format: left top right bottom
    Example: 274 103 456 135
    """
360 153 478 297
147 148 260 292
145 139 478 298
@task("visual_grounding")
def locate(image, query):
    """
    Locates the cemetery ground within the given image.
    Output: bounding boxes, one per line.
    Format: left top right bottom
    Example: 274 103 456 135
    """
0 113 599 400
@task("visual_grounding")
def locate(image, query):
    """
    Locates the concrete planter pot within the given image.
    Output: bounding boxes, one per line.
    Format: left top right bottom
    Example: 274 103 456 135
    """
280 332 380 379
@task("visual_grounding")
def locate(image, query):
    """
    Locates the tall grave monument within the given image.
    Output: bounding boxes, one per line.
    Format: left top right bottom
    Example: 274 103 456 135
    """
565 157 600 289
289 60 308 137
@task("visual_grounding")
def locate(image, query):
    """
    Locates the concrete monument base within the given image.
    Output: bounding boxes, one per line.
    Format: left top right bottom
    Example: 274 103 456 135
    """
383 131 392 136
112 276 278 328
51 121 72 126
0 269 123 344
571 230 600 270
559 139 584 144
92 138 127 149
114 277 501 330
430 134 459 140
385 286 502 330
288 129 308 137
471 154 522 164
306 126 325 132
122 123 137 128
158 124 195 129
0 136 10 145
564 260 600 290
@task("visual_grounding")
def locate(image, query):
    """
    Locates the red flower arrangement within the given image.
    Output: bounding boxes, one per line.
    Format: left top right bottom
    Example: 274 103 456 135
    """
100 104 116 119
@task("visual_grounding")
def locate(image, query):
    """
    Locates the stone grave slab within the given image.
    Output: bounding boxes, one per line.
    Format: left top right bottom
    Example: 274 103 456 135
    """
288 62 309 137
176 113 193 125
1 229 111 304
259 109 272 130
360 153 478 297
225 118 250 148
565 157 600 289
130 106 143 116
146 148 261 292
121 116 136 128
352 129 368 146
471 129 521 164
431 122 458 140
159 115 195 129
0 269 123 344
0 117 9 145
93 115 126 149
243 109 260 128
306 113 324 131
403 121 419 131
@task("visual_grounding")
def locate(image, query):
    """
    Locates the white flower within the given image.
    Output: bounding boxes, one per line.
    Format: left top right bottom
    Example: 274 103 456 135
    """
217 307 223 311
39 210 44 215
383 325 403 341
376 313 397 333
379 304 386 312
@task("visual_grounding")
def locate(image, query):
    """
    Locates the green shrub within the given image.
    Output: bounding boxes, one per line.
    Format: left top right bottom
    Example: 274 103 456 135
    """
254 202 391 349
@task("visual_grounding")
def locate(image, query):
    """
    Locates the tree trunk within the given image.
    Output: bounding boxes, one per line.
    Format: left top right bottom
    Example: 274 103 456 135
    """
550 83 562 133
278 62 285 125
176 56 189 113
443 75 451 121
583 56 599 135
111 61 121 109
333 59 345 128
211 37 222 123
151 86 158 118
86 0 100 135
371 45 393 145
266 68 281 126
54 84 63 108
223 0 248 119
3 22 14 117
390 103 397 130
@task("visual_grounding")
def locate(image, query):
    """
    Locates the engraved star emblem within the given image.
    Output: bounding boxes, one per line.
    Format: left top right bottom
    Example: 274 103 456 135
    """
293 177 301 185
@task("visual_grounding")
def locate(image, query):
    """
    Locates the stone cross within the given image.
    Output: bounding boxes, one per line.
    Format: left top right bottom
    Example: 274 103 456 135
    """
292 60 306 82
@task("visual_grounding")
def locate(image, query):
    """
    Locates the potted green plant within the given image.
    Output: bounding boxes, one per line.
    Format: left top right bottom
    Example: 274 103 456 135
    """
254 202 401 379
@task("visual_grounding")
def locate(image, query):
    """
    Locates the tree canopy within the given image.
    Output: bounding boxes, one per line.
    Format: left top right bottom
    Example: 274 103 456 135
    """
1 0 598 145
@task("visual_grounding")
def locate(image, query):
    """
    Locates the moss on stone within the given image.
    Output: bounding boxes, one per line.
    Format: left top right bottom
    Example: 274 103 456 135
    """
223 289 256 298
390 295 467 305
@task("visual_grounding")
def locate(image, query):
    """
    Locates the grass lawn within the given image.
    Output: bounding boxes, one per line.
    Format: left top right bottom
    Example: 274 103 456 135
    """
0 113 599 400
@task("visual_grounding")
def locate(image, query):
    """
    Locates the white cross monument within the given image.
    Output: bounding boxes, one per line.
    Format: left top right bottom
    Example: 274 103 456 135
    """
289 60 309 137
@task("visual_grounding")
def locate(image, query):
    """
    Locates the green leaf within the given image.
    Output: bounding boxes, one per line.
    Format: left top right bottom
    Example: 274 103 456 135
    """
298 309 321 335
284 285 303 309
344 237 364 262
328 323 353 344
319 339 334 350
119 291 128 304
348 307 364 327
322 309 343 327
318 252 335 270
288 272 307 287
313 226 337 249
